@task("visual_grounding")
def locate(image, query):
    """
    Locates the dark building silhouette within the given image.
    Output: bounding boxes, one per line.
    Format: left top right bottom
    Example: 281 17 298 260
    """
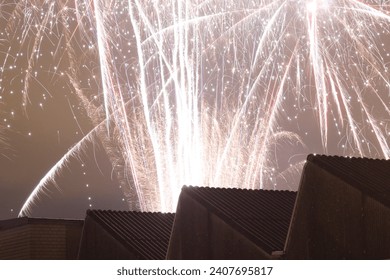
167 187 296 259
286 154 390 259
1 154 390 259
79 210 174 259
0 217 83 259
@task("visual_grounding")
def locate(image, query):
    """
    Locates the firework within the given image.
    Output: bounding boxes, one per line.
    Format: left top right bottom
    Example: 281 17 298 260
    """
1 0 389 215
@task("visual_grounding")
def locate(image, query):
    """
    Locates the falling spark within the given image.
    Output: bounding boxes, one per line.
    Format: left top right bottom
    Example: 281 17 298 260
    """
1 0 390 214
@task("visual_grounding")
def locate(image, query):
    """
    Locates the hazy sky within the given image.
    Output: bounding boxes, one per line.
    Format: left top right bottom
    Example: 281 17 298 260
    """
0 0 128 219
1 0 390 220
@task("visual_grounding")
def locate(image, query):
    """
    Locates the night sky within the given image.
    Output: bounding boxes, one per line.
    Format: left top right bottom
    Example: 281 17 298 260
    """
0 0 128 219
1 0 390 220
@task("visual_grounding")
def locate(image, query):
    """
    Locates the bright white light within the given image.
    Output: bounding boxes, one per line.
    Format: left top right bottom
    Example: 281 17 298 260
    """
307 1 318 13
307 0 330 13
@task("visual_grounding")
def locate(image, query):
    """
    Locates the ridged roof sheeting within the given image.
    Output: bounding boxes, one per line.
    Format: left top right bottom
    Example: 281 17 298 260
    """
308 154 390 207
181 186 296 254
86 210 174 259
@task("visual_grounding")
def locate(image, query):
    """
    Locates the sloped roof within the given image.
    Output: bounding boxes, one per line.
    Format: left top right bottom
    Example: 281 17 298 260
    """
307 154 390 207
181 186 297 254
86 210 174 259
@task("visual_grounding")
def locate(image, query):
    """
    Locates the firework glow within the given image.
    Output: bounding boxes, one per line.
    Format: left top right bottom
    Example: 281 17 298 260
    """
1 0 390 216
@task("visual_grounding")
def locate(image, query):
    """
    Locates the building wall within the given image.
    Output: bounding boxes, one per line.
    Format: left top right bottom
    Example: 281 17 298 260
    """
0 225 30 259
167 192 272 259
30 222 83 259
285 162 390 259
78 217 138 259
0 220 83 260
362 195 390 258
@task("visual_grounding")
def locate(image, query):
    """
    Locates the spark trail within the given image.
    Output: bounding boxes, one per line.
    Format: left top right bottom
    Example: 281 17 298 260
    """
1 0 390 214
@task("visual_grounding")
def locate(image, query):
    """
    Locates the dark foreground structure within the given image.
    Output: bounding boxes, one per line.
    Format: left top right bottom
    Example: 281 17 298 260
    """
1 154 390 259
285 154 390 259
78 210 174 259
167 187 296 259
0 217 82 259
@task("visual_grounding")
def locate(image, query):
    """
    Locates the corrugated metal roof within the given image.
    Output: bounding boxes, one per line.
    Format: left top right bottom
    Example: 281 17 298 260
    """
307 154 390 207
181 186 297 254
86 210 174 260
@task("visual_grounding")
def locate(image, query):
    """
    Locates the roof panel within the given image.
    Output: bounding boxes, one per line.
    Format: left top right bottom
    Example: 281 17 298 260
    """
181 186 297 253
307 154 390 207
86 210 174 260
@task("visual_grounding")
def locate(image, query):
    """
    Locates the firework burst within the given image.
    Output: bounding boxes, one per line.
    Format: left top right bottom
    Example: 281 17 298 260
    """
1 0 390 215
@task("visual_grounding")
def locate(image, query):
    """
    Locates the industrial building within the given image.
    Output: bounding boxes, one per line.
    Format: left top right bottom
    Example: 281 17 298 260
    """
286 154 390 259
78 210 174 259
1 154 390 259
0 217 82 259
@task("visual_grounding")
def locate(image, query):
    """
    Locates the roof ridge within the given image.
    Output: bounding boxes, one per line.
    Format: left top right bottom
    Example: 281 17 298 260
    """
306 153 390 208
182 185 297 193
307 154 389 162
87 209 175 215
85 209 175 259
180 185 297 253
